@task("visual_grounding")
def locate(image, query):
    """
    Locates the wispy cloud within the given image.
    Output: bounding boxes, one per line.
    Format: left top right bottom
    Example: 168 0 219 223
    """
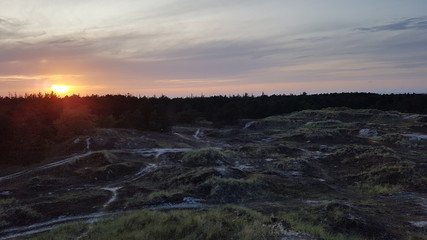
0 17 46 41
0 17 24 39
357 17 427 32
0 74 84 82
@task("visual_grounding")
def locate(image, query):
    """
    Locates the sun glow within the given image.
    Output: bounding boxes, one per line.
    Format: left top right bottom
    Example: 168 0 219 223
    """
50 85 70 94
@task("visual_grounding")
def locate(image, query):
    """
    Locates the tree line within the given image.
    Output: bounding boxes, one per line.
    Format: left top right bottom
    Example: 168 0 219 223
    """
0 92 426 166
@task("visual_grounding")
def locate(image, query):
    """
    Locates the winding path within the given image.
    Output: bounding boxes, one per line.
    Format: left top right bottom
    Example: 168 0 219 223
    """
0 148 192 183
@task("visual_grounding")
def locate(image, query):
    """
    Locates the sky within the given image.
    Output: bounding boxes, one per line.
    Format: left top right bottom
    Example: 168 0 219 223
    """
1 0 427 97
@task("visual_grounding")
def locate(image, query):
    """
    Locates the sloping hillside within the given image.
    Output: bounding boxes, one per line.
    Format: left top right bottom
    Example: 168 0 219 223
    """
0 108 426 240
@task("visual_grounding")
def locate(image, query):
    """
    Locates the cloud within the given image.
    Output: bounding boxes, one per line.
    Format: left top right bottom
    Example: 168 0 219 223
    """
0 24 295 81
1 2 427 96
0 17 28 30
0 17 45 40
2 22 426 90
357 17 427 32
144 39 287 60
152 0 260 18
0 17 24 39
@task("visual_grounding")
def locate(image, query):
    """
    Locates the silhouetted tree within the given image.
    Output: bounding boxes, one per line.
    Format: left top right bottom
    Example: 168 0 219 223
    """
54 106 95 140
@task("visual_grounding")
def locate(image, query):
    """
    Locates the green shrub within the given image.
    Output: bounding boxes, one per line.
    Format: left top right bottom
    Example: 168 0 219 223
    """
182 149 226 167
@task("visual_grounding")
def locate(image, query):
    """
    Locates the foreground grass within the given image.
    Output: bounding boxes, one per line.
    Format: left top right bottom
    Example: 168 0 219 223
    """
29 206 274 240
28 222 88 240
279 212 366 240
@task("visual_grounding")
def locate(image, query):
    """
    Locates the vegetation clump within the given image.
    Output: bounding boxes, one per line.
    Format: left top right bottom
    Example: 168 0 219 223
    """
279 202 394 240
182 149 227 167
30 206 275 240
202 176 270 203
272 158 309 172
0 198 43 229
73 151 117 166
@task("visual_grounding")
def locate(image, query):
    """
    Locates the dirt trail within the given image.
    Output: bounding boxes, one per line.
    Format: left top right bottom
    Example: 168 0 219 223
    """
85 138 91 151
110 148 191 158
173 132 191 141
193 128 202 140
0 148 192 183
243 121 256 129
0 151 94 183
129 163 159 182
101 187 122 208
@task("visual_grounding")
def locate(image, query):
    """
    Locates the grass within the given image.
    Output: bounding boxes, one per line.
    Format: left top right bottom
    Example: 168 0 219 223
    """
30 206 275 240
277 199 405 240
260 116 301 130
29 175 63 185
125 183 192 207
0 198 16 207
270 132 302 139
146 189 183 201
0 198 17 228
409 150 427 157
349 162 417 195
0 205 43 228
202 176 271 203
279 211 366 240
304 120 344 128
73 151 117 166
404 232 427 240
182 149 226 167
28 222 88 240
354 183 403 195
381 133 427 148
146 183 193 202
58 189 109 202
272 158 308 171
331 145 374 158
357 164 416 187
355 146 401 161
169 167 219 186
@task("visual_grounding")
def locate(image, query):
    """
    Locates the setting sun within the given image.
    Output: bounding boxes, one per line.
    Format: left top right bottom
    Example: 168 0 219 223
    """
50 85 70 94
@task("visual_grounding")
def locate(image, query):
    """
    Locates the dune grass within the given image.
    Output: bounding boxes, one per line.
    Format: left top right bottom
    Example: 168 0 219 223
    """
279 211 367 240
354 183 403 195
30 206 275 240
